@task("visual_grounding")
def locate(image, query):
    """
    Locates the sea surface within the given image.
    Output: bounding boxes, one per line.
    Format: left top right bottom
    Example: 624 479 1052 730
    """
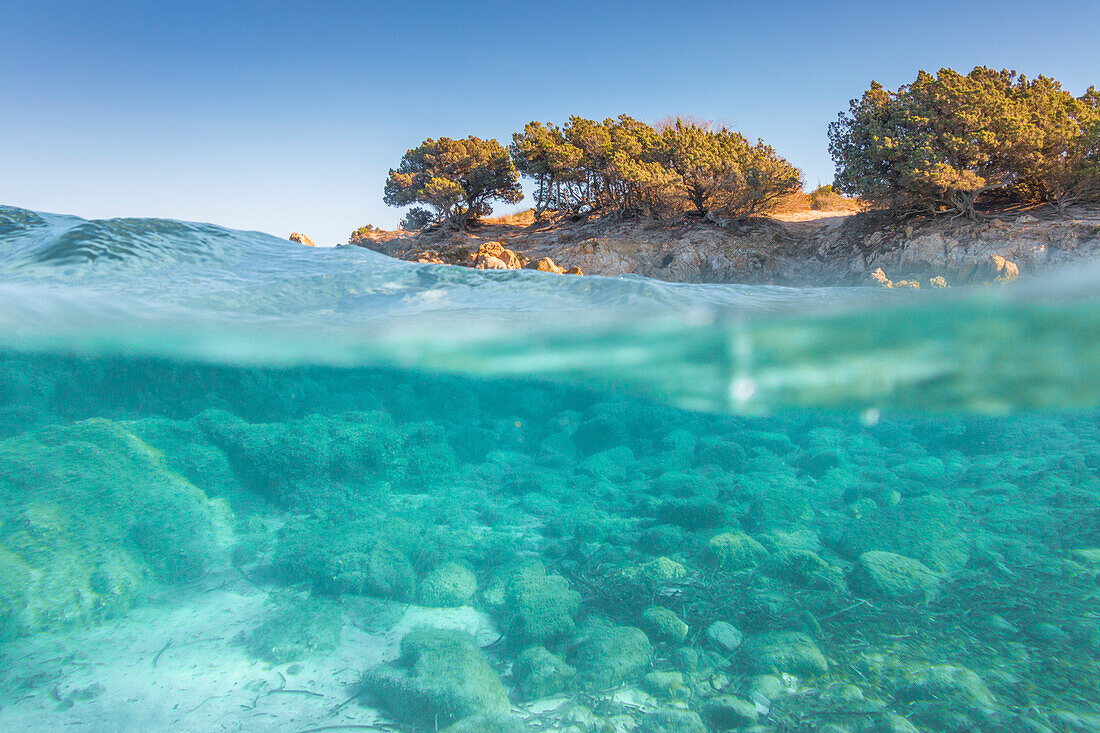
0 205 1098 732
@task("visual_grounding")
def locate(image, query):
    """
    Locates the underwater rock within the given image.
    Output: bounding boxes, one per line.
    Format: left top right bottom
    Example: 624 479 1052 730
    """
514 645 575 699
644 670 688 698
738 631 828 676
579 445 636 482
245 596 341 663
570 618 654 689
0 419 229 637
419 562 478 608
705 621 744 653
442 712 529 733
641 605 689 643
486 562 581 645
639 708 707 733
838 494 969 574
702 695 758 729
894 663 996 708
333 543 417 601
363 628 509 728
705 532 768 570
630 556 688 582
853 551 941 601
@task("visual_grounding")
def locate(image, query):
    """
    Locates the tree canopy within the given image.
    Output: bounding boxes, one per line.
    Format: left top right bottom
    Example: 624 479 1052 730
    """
383 136 523 228
510 115 802 221
829 67 1100 218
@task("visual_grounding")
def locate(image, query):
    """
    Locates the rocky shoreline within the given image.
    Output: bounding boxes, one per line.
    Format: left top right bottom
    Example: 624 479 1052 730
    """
344 206 1100 287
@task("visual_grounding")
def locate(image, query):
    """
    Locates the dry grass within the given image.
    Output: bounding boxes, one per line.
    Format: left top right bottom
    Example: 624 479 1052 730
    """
482 209 537 226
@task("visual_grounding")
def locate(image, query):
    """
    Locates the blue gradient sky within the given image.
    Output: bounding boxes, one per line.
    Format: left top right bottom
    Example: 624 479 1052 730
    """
3 1 1099 244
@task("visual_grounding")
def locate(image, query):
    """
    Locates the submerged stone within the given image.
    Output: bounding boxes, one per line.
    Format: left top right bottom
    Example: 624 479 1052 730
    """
487 562 581 645
442 712 528 733
641 605 689 643
363 628 509 728
705 621 744 653
639 708 707 733
513 645 575 699
702 695 758 728
739 631 827 676
570 619 654 689
894 664 996 708
853 551 940 600
419 562 477 608
705 532 768 570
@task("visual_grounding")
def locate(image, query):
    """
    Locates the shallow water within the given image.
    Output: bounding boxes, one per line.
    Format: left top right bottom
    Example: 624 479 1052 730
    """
1 207 1099 732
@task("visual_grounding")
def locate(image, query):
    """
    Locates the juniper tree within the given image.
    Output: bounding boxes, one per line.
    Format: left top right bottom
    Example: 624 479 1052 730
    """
384 136 523 228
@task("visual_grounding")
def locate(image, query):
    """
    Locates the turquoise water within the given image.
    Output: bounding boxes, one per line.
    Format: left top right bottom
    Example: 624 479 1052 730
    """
1 206 1099 732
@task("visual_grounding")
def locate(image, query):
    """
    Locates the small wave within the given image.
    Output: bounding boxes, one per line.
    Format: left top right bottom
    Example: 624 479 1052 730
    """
1 205 1098 413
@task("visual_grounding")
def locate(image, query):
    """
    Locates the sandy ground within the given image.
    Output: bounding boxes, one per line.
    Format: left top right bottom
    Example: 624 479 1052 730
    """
0 569 499 732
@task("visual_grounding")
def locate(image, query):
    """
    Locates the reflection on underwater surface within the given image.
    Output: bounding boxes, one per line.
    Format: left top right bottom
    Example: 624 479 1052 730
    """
0 354 1098 732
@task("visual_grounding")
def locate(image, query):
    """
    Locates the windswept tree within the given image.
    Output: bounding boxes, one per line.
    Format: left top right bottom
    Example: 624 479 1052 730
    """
510 115 800 221
658 118 802 218
830 67 1100 218
383 136 523 228
1015 77 1100 212
510 122 582 221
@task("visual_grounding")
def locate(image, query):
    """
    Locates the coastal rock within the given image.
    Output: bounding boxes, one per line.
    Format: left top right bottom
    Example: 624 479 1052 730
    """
289 232 315 247
363 628 509 728
526 256 566 274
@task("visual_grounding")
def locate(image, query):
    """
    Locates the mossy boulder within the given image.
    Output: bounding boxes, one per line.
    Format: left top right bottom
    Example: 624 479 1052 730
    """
705 532 768 570
853 551 941 601
513 645 576 699
419 562 477 608
364 628 509 728
840 495 969 574
702 695 759 729
570 619 654 689
641 605 689 644
894 664 996 708
639 708 707 733
0 419 229 637
738 631 827 676
486 562 580 645
274 518 416 601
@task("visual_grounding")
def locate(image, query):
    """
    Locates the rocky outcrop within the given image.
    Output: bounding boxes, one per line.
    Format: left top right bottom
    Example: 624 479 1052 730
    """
289 232 315 247
353 206 1100 285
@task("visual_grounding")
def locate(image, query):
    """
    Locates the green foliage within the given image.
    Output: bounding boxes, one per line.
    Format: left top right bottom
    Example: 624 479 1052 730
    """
511 115 801 220
399 206 433 231
384 136 523 228
348 224 381 244
830 67 1100 217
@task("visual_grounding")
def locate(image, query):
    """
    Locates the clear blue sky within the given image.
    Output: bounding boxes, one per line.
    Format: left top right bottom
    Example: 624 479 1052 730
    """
3 1 1099 244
